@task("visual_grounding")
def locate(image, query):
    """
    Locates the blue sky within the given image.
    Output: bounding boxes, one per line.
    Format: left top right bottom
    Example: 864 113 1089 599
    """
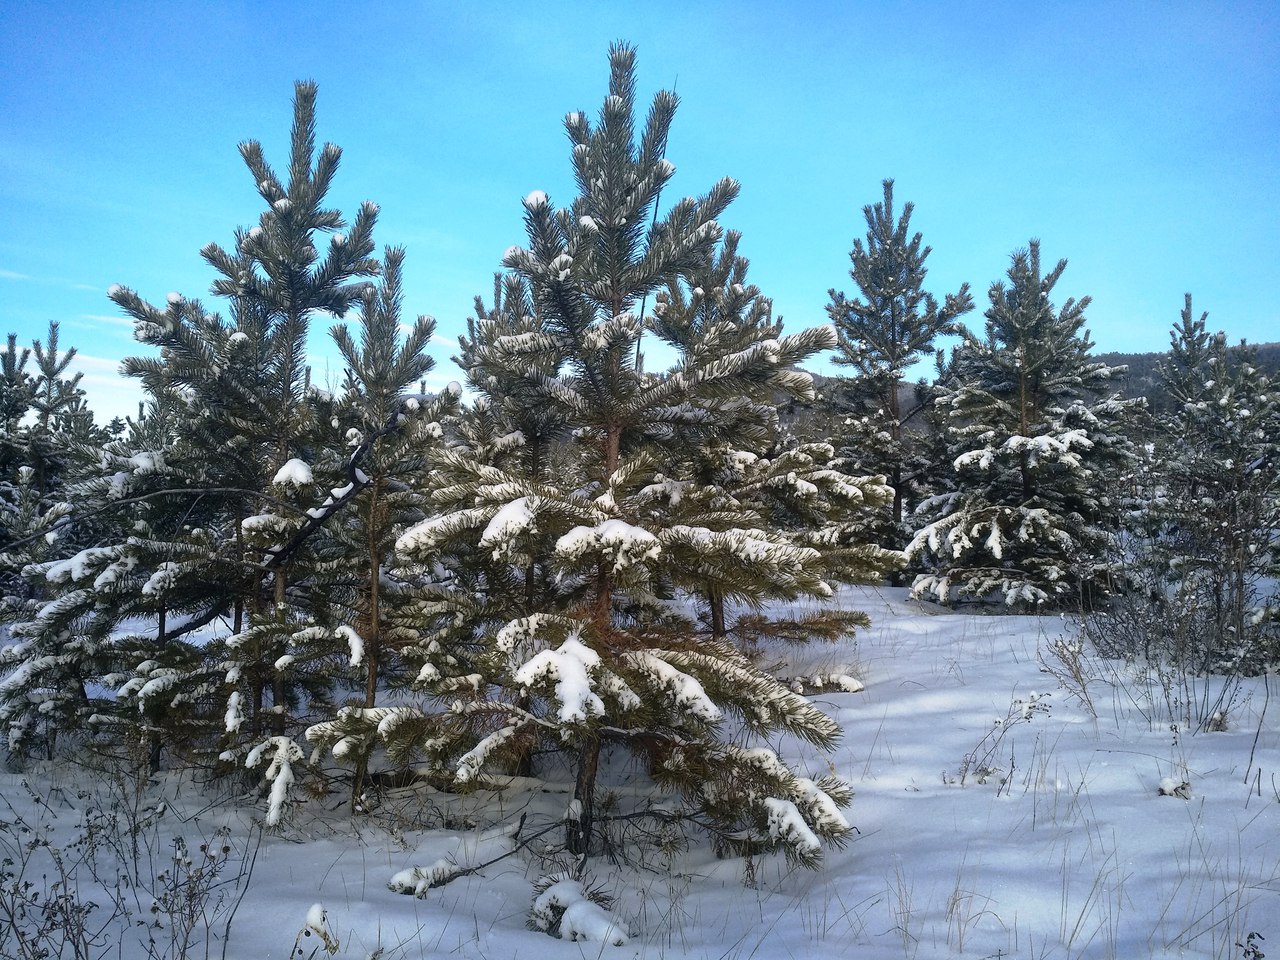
2 1 1277 423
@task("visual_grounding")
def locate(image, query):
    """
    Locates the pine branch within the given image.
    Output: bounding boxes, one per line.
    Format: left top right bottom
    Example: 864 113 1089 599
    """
0 488 305 552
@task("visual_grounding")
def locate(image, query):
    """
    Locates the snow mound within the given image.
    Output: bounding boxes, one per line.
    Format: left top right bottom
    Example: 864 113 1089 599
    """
529 875 628 946
273 458 313 486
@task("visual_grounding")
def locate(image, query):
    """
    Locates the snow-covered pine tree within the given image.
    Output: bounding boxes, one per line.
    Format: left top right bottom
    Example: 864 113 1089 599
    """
1138 297 1279 668
826 181 973 547
26 322 99 499
2 81 420 794
909 241 1137 608
93 98 370 787
354 44 892 866
317 272 577 784
0 323 114 757
320 245 457 805
130 82 380 769
650 230 900 640
1 333 40 619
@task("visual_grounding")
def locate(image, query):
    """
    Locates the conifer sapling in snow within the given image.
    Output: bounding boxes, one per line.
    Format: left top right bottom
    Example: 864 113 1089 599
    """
350 43 895 867
826 180 973 549
909 241 1136 608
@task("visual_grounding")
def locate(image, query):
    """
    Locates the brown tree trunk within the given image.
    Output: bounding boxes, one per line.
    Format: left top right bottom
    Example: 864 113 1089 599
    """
271 567 287 735
149 604 167 774
709 587 726 640
568 421 620 853
567 733 601 856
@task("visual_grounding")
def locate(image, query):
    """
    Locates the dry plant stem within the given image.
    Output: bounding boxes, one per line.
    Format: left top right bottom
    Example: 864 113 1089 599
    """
220 825 263 960
404 814 554 892
1243 671 1269 786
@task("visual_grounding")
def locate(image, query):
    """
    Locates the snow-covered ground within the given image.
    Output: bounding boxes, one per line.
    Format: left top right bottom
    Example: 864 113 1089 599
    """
2 586 1277 959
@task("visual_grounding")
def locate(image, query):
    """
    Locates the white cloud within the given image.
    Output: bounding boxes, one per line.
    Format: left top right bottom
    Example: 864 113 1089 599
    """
64 353 141 424
69 352 126 375
65 314 135 338
0 268 100 292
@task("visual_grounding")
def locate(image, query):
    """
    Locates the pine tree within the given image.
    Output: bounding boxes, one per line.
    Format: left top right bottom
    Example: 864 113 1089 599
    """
1 83 444 793
826 180 973 544
115 81 381 773
323 246 456 805
0 333 39 616
1132 297 1279 668
317 44 894 866
909 241 1137 608
651 231 899 638
0 322 111 757
0 334 34 485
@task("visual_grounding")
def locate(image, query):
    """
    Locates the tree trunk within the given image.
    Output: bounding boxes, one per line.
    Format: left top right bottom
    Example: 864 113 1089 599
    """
567 734 601 855
270 567 287 736
570 421 621 853
352 486 383 812
149 604 167 774
709 587 726 640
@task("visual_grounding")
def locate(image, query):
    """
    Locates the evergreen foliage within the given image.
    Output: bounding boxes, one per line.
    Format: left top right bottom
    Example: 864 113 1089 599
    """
1091 296 1279 671
0 84 458 793
826 180 974 545
909 241 1137 608
5 44 1277 899
0 322 107 754
310 44 895 866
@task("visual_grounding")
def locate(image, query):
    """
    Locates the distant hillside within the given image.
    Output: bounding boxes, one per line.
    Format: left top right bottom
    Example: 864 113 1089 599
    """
1098 340 1280 405
791 342 1280 427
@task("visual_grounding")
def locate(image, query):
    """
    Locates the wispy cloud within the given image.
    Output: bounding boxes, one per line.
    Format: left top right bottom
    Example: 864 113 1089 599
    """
69 353 126 375
0 267 102 293
79 313 136 329
391 325 458 349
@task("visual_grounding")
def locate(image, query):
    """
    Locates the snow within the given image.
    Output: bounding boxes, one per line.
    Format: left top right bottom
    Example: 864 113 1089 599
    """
555 518 661 571
272 458 313 486
128 451 163 472
763 796 821 854
305 902 326 931
140 561 179 596
479 496 536 551
523 189 548 208
4 586 1278 958
240 512 285 534
335 624 363 667
627 651 721 722
530 877 628 945
44 545 117 583
513 631 604 723
224 690 244 733
245 736 304 826
388 859 465 895
166 291 181 305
